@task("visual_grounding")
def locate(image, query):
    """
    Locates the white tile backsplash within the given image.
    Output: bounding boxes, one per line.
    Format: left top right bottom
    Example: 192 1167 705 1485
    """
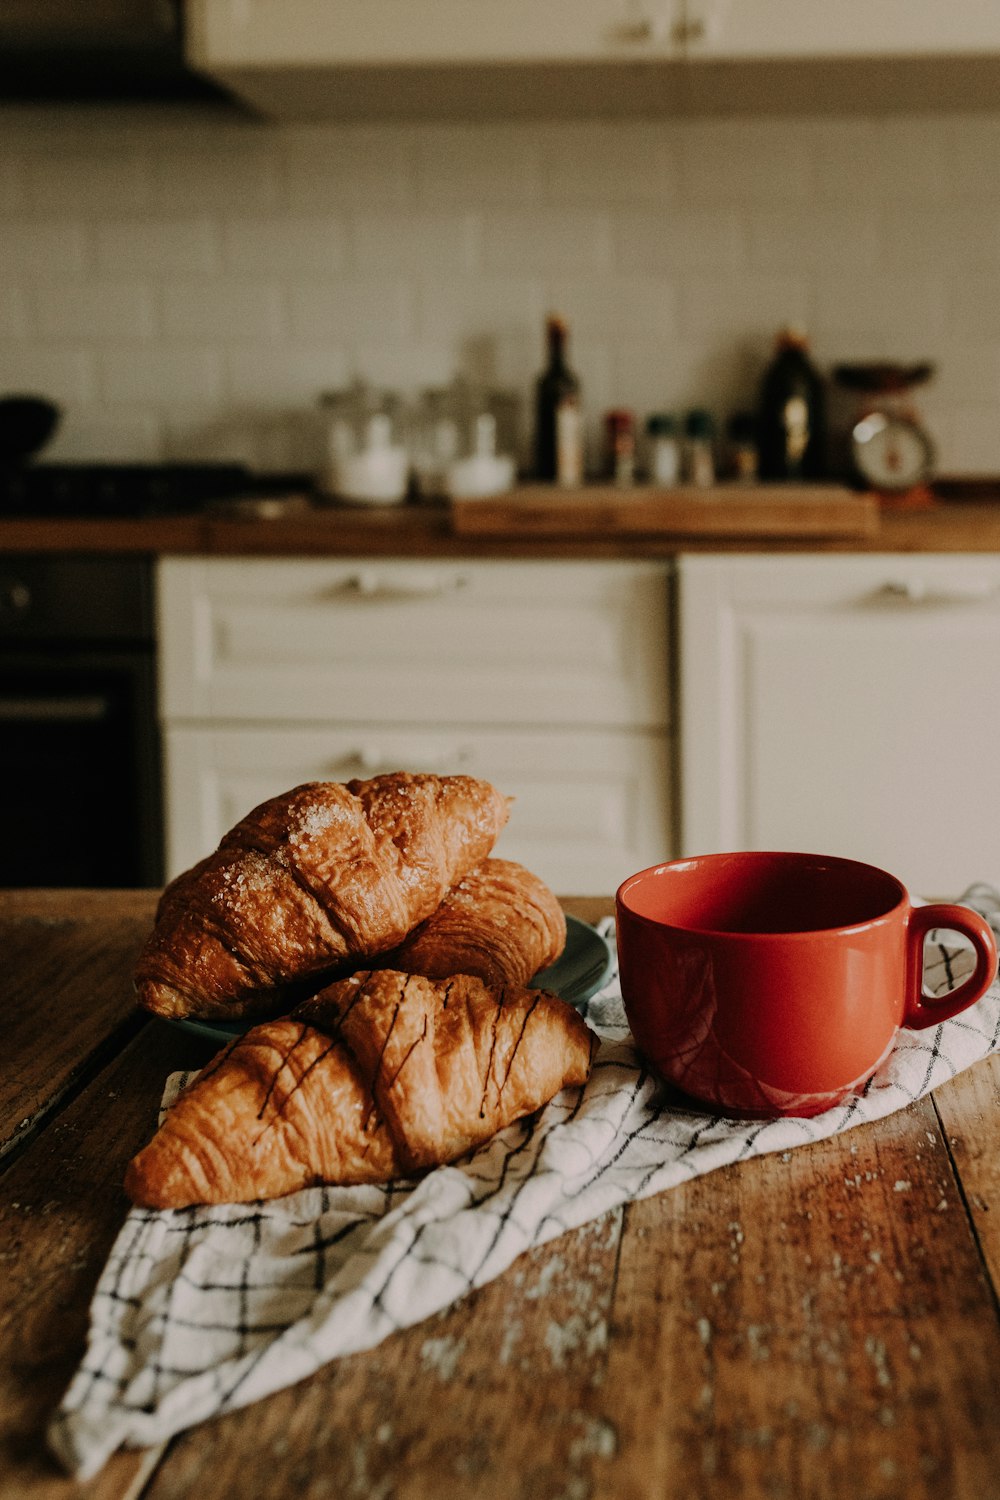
160 281 287 342
97 346 224 408
0 221 90 281
0 345 94 405
34 281 157 342
95 217 223 278
0 287 32 341
2 104 1000 471
222 215 348 277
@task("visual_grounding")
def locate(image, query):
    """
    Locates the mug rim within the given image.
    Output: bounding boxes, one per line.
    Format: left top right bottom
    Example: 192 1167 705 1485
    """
615 849 909 940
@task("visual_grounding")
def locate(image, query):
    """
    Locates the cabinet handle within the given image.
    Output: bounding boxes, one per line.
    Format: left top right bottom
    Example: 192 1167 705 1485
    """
671 14 705 43
608 15 656 44
0 694 109 722
876 579 999 605
331 569 468 601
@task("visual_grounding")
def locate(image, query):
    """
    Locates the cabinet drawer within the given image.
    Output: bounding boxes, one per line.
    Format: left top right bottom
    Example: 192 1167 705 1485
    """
157 557 671 729
163 723 674 896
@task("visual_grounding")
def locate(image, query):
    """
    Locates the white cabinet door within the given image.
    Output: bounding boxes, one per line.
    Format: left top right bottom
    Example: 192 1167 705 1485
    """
191 0 1000 68
157 557 671 731
164 723 673 896
682 0 1000 59
679 553 1000 897
189 0 685 67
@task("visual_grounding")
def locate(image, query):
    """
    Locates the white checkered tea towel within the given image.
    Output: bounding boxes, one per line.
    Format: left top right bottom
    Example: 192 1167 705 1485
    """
49 908 1000 1479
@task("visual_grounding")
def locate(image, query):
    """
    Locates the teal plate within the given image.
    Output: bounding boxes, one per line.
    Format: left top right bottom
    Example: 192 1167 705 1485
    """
531 914 615 1008
168 914 614 1046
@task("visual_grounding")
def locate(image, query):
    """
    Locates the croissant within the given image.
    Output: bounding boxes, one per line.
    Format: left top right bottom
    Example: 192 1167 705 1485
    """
125 968 596 1207
135 773 510 1023
381 858 567 988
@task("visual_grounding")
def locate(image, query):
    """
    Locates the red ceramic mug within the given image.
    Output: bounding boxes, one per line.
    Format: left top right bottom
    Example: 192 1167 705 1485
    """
615 851 998 1118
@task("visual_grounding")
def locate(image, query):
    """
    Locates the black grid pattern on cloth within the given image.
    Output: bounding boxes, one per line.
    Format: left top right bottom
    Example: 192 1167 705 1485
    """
49 915 1000 1481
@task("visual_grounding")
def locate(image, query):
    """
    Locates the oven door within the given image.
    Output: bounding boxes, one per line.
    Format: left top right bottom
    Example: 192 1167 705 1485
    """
0 645 162 887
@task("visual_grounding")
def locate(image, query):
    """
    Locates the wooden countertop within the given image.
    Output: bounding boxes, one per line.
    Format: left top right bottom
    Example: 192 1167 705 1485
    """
4 888 1000 1498
3 492 1000 557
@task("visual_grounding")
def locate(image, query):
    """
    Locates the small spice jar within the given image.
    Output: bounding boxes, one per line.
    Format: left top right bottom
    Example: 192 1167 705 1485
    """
645 412 681 486
604 409 637 487
726 411 759 483
684 409 717 487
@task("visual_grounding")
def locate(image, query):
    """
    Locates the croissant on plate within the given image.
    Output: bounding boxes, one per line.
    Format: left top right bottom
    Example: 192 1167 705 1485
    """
380 857 567 989
125 968 596 1207
135 773 510 1023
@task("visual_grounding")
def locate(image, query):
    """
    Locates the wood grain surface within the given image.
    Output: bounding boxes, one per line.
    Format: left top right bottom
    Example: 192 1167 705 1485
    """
5 496 1000 558
0 1019 210 1500
0 892 158 1162
2 892 999 1500
449 485 880 540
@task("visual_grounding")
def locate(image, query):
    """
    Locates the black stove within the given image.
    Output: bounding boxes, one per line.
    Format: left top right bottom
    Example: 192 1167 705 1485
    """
0 462 301 519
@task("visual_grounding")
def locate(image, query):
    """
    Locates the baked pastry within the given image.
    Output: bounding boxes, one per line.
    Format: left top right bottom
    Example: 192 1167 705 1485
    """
382 858 566 988
135 773 510 1023
125 968 596 1207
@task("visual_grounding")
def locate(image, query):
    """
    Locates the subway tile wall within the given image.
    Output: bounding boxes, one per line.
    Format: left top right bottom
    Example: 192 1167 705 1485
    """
2 104 1000 474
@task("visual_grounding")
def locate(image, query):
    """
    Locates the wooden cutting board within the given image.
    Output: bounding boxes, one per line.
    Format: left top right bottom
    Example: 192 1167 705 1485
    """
449 484 881 539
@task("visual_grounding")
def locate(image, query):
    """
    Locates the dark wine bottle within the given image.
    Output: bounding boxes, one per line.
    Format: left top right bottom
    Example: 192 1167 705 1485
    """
756 327 827 481
534 315 583 485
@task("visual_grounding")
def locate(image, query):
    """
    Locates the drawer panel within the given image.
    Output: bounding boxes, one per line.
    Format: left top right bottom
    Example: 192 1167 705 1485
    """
157 557 671 729
163 723 674 897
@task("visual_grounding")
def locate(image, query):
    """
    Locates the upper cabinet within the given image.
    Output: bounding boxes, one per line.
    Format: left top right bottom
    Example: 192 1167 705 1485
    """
188 1 686 68
185 0 690 119
682 0 1000 60
186 0 1000 118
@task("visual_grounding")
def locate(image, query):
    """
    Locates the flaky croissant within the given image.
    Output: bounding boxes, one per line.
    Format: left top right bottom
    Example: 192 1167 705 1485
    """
135 773 510 1023
125 968 596 1207
381 858 566 988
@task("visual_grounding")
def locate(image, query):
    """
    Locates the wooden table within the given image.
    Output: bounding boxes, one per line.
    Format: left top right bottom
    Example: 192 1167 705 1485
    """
3 889 1000 1500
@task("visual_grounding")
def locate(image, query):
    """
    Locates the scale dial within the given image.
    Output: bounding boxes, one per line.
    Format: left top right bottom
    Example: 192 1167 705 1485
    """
850 411 934 492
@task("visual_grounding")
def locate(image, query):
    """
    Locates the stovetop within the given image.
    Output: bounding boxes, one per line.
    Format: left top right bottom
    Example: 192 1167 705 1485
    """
0 463 308 519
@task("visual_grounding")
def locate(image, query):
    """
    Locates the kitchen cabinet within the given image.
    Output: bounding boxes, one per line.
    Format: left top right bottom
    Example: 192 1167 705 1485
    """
678 553 1000 898
185 0 689 119
185 0 1000 118
188 0 686 68
683 0 1000 60
157 556 673 895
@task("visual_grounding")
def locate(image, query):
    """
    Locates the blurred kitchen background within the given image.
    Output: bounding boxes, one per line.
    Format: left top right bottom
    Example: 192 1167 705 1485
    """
7 2 1000 902
3 2 1000 480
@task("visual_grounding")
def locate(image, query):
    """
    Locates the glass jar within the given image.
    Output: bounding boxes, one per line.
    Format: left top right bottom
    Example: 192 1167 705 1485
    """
319 382 410 506
604 409 637 487
645 412 681 486
684 409 717 487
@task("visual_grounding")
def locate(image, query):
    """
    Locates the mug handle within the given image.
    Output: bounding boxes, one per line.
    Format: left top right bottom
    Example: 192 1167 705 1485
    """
904 903 998 1029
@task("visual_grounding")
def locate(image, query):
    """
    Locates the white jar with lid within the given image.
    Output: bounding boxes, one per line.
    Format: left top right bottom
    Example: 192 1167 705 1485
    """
645 412 681 486
445 412 515 499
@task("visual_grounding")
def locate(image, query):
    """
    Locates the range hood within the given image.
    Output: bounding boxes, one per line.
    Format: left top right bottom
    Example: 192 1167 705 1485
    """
0 0 234 103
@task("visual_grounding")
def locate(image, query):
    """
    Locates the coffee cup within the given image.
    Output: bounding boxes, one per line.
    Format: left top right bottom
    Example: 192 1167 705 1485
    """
615 851 998 1118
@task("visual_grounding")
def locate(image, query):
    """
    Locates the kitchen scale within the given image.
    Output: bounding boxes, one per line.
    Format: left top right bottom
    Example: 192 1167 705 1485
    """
833 362 936 506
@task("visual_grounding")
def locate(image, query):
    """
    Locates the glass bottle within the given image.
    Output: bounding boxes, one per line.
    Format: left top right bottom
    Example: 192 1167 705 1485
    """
534 315 583 486
756 327 827 481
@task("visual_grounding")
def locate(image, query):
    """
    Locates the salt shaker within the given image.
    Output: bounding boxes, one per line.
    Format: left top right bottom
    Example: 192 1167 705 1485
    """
645 413 681 486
